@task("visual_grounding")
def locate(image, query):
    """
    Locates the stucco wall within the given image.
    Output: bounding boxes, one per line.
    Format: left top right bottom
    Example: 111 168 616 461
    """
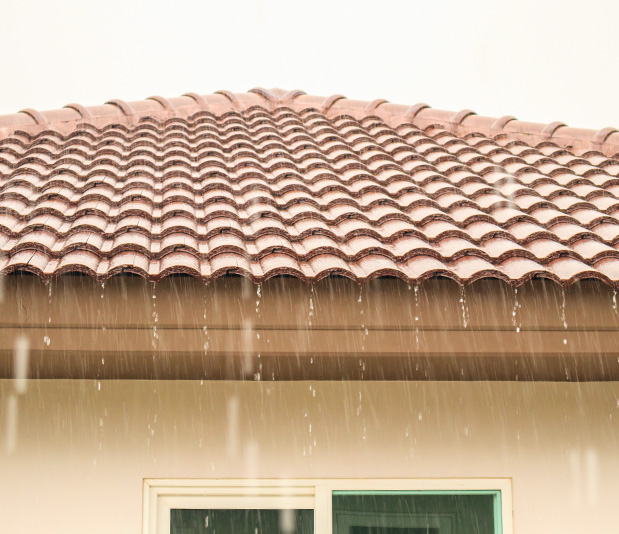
1 380 618 533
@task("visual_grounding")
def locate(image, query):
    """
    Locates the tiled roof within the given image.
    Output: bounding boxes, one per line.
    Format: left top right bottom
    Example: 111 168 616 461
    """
2 88 619 286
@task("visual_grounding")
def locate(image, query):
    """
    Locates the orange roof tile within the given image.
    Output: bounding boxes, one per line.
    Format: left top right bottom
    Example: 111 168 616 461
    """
1 88 619 286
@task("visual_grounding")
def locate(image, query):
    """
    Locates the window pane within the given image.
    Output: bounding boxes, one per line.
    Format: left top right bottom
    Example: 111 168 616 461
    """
332 493 497 534
170 508 314 534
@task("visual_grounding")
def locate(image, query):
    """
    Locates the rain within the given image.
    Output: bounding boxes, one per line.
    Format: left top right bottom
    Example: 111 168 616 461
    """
0 272 618 533
2 1 619 527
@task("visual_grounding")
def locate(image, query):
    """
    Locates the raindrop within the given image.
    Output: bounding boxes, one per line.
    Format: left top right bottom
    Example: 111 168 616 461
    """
512 287 521 332
412 284 421 348
307 284 314 327
151 282 158 347
613 290 617 313
418 412 423 421
43 336 50 346
255 283 262 314
202 282 210 354
5 394 17 454
585 449 600 507
227 396 240 457
279 509 296 534
46 280 52 324
459 286 469 328
100 281 105 299
13 336 29 395
560 288 568 329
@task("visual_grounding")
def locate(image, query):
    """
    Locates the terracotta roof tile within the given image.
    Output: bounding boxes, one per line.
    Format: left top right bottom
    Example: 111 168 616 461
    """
2 89 619 286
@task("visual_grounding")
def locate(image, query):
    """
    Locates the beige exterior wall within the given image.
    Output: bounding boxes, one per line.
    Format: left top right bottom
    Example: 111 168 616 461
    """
1 379 618 533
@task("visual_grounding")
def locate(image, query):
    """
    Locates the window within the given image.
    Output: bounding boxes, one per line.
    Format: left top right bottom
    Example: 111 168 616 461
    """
143 479 512 534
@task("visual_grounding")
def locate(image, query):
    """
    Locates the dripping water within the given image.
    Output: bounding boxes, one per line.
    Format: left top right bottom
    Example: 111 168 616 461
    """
255 283 262 338
14 336 29 395
6 336 30 454
561 288 568 345
358 284 367 351
202 281 210 354
512 287 521 333
307 284 314 327
44 280 52 346
411 284 421 349
459 286 469 329
151 282 159 349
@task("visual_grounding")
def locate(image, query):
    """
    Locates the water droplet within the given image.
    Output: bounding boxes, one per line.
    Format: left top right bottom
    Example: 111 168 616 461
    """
459 286 469 328
43 336 50 346
13 336 29 395
5 394 17 454
418 412 423 421
561 289 568 329
512 287 521 331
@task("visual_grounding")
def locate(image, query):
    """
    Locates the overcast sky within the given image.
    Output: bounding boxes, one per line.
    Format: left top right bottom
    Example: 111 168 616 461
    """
1 0 617 130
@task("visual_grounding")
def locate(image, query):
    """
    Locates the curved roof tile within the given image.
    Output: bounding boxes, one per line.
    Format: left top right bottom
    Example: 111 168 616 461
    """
1 89 619 286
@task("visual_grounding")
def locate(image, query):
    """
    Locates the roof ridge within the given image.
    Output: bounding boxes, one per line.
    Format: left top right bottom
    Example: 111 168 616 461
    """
1 88 618 156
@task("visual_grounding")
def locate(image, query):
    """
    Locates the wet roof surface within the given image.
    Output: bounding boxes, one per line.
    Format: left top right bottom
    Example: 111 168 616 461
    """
2 88 619 286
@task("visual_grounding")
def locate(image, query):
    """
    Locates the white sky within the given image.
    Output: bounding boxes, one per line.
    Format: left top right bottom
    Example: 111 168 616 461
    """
1 0 618 130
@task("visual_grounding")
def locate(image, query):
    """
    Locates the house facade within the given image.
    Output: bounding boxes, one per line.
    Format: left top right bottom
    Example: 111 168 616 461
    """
1 89 618 533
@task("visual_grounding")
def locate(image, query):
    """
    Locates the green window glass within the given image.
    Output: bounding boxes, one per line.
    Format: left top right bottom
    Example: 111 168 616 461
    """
170 508 314 534
332 491 501 534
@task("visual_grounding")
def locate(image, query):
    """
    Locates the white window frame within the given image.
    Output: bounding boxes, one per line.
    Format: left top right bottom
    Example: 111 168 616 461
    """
143 478 513 534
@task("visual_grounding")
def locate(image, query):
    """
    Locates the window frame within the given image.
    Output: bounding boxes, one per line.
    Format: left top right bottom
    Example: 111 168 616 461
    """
143 478 513 534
